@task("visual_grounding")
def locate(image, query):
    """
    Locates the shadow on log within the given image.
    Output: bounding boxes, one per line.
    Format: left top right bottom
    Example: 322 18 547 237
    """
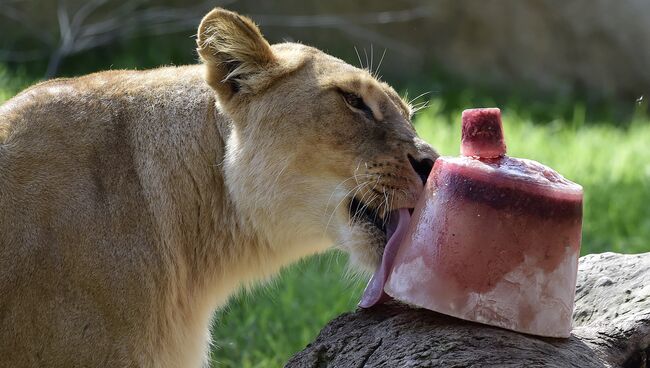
286 252 650 368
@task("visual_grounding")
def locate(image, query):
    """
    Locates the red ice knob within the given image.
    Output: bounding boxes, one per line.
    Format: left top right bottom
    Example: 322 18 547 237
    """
461 108 507 158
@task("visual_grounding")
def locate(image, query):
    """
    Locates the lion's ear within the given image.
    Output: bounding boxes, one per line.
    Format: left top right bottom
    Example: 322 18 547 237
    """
197 8 275 100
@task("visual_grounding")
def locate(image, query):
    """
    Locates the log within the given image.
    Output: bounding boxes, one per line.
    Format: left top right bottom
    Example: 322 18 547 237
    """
286 252 650 368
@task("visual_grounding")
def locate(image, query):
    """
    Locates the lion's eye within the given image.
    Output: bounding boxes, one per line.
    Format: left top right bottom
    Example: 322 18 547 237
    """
341 91 374 120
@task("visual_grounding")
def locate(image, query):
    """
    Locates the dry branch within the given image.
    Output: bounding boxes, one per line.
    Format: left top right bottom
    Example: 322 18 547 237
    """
0 1 430 78
287 252 650 368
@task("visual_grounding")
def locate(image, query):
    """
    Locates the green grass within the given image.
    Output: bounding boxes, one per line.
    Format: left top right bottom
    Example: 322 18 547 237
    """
415 99 650 254
1 65 649 368
0 64 32 102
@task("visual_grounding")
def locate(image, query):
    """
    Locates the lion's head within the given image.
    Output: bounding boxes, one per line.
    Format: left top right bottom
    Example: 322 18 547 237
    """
197 9 438 273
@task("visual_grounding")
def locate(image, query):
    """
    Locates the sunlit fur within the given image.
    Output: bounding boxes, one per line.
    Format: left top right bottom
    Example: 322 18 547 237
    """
0 8 436 368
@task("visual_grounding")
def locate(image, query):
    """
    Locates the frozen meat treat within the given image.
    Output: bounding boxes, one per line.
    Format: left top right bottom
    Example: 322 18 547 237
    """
362 108 583 338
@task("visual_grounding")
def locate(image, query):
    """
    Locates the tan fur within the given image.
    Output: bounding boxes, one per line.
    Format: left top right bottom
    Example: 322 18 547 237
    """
0 8 437 368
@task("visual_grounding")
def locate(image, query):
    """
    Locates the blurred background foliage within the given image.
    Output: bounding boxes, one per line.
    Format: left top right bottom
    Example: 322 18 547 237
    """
1 1 649 367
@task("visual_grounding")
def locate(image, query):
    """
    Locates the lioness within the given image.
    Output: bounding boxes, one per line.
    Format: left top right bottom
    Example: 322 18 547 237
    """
0 8 437 368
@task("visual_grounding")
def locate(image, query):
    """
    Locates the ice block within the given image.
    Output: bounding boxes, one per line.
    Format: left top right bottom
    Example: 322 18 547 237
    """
370 108 583 338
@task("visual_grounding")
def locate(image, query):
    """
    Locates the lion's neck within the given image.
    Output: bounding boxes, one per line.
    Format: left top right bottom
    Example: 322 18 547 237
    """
132 88 329 367
128 91 275 366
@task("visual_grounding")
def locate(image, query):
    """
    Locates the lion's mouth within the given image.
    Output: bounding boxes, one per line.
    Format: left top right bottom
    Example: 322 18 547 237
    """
349 196 413 309
348 196 388 236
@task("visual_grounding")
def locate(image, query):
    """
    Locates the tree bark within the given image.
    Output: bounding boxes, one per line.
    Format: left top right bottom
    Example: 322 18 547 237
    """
286 252 650 368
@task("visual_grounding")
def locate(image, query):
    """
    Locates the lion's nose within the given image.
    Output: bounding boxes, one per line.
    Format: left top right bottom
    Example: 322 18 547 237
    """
408 154 435 185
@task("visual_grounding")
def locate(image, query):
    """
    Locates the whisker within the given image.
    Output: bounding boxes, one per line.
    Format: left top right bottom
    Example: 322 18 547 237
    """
370 44 374 75
323 160 374 236
411 99 430 110
382 187 389 224
368 174 385 225
367 193 383 227
382 190 394 228
363 47 369 72
353 160 366 185
370 174 382 193
411 98 429 106
375 48 387 78
408 91 432 106
411 99 429 107
325 179 371 234
325 175 373 213
346 187 367 230
324 174 374 216
384 190 395 226
348 180 370 222
357 186 381 226
325 185 361 236
354 46 364 69
412 101 431 115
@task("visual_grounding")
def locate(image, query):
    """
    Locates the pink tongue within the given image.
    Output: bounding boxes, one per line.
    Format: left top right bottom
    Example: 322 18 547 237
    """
358 208 411 308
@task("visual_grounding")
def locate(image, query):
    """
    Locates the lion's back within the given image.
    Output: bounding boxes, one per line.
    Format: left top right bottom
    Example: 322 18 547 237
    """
0 65 212 366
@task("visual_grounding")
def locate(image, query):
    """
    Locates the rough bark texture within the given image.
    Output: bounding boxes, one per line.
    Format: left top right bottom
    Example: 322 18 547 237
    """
287 252 650 368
